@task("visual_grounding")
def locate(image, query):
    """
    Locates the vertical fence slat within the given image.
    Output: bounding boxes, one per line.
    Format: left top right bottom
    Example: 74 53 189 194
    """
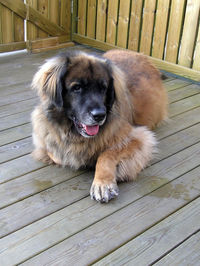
96 0 107 42
165 0 185 63
27 0 38 41
106 0 119 45
178 0 200 67
117 0 131 48
87 0 97 38
0 4 2 44
49 0 59 26
60 0 71 37
192 25 200 71
152 0 170 59
37 0 48 38
139 0 157 55
77 0 87 35
1 5 14 43
72 0 78 34
14 14 24 42
128 0 143 51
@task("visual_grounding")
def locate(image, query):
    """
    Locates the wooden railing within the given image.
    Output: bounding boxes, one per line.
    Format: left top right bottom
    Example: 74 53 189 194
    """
72 0 200 81
1 0 200 81
0 0 72 53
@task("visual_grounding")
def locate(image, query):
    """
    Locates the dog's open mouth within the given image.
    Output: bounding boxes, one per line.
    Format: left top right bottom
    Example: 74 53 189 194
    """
82 124 99 136
73 120 100 137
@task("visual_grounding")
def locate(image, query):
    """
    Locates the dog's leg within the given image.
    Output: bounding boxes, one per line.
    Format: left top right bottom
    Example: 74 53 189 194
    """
32 148 54 165
90 126 157 203
90 151 119 203
47 152 62 165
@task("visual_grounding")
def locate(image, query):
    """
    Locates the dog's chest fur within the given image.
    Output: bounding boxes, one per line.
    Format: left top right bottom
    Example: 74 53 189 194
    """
45 124 101 169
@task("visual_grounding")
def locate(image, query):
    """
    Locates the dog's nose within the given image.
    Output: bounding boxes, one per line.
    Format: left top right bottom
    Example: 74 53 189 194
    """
90 108 106 122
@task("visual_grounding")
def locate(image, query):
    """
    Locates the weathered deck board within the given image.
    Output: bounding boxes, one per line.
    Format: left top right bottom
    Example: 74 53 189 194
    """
0 110 31 131
0 123 31 146
155 231 200 265
169 93 200 117
0 137 32 164
0 82 30 97
20 168 200 266
0 47 200 266
163 78 191 91
0 154 44 184
0 98 38 118
0 90 36 107
156 107 200 139
0 166 85 209
168 83 200 103
94 197 200 266
1 164 200 265
1 140 200 238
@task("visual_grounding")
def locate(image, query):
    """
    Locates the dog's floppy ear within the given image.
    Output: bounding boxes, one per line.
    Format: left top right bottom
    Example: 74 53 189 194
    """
108 62 133 122
106 77 115 111
32 56 67 108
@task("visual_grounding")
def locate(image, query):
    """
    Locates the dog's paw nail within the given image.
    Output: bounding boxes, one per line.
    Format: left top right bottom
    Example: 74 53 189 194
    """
90 183 119 203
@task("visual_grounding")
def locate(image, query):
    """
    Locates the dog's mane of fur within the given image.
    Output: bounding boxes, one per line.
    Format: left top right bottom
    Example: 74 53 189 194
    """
32 50 134 148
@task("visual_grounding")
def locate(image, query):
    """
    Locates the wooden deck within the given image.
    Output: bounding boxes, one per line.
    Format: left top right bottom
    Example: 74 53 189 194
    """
0 47 200 266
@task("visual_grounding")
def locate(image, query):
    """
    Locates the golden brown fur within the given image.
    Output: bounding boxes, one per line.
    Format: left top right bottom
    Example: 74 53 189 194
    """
31 49 168 203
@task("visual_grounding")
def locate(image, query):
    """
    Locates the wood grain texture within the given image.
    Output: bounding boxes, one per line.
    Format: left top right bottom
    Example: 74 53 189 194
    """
94 197 200 266
0 98 38 118
60 0 71 36
37 0 49 38
117 0 131 48
0 165 84 208
178 0 200 67
0 110 31 131
26 0 38 41
14 13 24 42
155 231 200 265
1 4 14 43
77 0 87 35
0 41 26 52
128 0 143 51
0 137 32 164
106 0 119 45
0 123 31 146
192 25 200 71
139 0 157 55
169 94 200 117
165 0 185 63
86 0 97 38
73 34 200 81
152 0 170 59
20 166 200 265
0 154 44 184
156 107 200 139
0 90 36 107
168 84 200 103
96 0 107 42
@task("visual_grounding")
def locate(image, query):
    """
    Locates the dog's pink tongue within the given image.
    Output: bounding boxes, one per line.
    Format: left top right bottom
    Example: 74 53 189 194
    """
85 125 99 136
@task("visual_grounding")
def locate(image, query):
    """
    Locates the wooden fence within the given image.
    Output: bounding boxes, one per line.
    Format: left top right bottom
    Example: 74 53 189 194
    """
0 0 199 81
72 0 200 81
0 0 72 53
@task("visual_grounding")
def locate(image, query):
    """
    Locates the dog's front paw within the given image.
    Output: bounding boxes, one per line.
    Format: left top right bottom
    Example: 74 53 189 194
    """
90 182 119 203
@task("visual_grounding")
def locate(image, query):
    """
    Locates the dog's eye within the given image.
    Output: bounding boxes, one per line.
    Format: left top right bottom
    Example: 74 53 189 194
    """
99 83 107 93
72 85 82 93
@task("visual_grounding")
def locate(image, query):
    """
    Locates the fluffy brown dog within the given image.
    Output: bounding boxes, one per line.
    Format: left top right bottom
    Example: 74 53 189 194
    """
31 49 168 202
